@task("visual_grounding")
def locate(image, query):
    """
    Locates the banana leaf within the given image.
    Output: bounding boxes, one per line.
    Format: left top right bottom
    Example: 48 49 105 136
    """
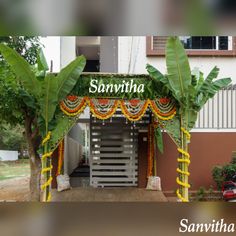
37 48 49 72
166 37 192 104
198 66 219 94
155 126 164 154
159 115 181 147
49 114 78 152
197 77 231 109
0 43 40 97
146 64 170 88
38 74 58 123
56 55 86 101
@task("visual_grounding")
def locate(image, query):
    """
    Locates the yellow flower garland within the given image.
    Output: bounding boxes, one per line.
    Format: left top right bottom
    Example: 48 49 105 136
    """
148 99 177 120
88 98 119 120
59 97 177 122
41 131 53 202
147 124 155 177
60 98 87 117
120 100 149 122
176 127 191 202
42 131 51 145
57 141 64 176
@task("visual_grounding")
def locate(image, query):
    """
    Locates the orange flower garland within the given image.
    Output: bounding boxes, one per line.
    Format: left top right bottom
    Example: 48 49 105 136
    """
88 98 119 120
57 140 64 176
147 124 155 177
120 99 149 122
148 98 176 120
60 96 87 116
59 97 177 121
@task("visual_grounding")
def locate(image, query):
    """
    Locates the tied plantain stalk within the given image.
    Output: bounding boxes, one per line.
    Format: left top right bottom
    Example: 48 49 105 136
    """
0 44 86 202
147 37 231 202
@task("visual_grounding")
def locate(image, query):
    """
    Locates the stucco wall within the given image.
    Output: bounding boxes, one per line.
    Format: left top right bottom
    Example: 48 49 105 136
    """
118 37 236 84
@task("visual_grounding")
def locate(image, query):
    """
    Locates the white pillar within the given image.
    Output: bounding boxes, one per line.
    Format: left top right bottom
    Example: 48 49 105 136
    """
60 37 76 68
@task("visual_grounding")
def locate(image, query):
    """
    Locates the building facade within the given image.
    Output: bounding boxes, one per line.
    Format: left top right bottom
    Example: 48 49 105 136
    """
44 36 236 191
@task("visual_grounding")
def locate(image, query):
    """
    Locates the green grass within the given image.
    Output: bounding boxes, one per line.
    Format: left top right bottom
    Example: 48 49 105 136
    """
0 159 30 181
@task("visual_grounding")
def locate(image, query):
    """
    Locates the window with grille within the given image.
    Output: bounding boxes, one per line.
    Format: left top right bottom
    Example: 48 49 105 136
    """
147 36 236 56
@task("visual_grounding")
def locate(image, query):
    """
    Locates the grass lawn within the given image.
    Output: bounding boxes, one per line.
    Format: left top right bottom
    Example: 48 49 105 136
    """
0 159 30 181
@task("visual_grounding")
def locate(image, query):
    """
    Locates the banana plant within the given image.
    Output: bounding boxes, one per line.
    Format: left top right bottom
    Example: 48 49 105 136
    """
147 37 231 202
0 44 86 201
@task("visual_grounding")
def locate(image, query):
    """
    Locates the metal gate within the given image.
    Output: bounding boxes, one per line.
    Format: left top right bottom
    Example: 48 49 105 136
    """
90 111 149 187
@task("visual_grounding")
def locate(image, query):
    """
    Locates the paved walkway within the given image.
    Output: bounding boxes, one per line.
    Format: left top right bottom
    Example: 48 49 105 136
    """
52 187 167 202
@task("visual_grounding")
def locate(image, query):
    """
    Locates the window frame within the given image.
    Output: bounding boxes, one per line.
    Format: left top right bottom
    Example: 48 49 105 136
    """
146 36 236 57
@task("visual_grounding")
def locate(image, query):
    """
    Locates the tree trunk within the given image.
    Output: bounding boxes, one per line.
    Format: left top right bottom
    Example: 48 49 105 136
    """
28 144 41 201
25 115 41 201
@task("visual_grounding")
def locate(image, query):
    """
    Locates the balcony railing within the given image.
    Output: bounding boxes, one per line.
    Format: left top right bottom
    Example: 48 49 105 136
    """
194 85 236 130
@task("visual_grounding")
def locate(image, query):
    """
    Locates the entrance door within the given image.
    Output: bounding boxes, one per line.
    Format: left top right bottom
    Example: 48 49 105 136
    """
138 132 148 188
90 115 138 187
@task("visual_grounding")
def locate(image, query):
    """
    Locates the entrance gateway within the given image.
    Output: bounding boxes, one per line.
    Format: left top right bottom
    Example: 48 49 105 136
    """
90 108 150 187
0 37 230 203
51 74 178 191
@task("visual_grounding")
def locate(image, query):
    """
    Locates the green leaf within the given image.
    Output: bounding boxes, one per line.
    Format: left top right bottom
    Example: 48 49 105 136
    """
0 43 40 96
39 74 58 124
199 66 219 93
155 126 164 154
187 108 198 130
159 115 181 147
165 37 192 102
19 89 36 110
49 114 77 152
146 64 170 88
57 55 86 101
207 78 231 98
197 77 231 108
211 78 232 97
196 71 204 91
37 48 49 71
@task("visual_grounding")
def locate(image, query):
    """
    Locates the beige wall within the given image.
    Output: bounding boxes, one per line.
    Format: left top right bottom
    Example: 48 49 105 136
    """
118 37 236 84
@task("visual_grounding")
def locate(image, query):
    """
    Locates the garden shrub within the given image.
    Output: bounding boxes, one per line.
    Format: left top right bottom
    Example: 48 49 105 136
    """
212 155 236 190
196 186 206 201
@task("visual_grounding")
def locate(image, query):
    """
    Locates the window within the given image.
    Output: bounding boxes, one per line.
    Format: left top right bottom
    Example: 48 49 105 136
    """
146 36 236 56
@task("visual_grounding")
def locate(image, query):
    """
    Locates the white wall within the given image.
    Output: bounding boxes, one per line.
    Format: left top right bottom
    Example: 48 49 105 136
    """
60 37 76 68
0 150 18 161
40 36 76 72
40 36 61 72
64 137 83 175
118 37 236 84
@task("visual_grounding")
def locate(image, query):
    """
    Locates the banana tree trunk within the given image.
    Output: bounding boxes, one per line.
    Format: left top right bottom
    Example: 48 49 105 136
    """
42 137 52 202
177 115 190 202
25 115 41 201
182 126 189 201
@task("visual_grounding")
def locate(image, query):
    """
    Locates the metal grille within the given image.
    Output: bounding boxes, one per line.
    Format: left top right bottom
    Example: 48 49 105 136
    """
152 36 168 50
90 110 150 187
194 86 236 129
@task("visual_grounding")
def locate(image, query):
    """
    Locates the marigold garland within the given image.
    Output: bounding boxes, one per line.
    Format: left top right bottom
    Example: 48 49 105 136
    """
57 140 64 176
42 131 51 145
148 98 176 120
59 97 177 121
147 124 155 177
88 98 119 120
60 96 87 116
120 100 149 122
176 127 191 202
41 131 53 202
